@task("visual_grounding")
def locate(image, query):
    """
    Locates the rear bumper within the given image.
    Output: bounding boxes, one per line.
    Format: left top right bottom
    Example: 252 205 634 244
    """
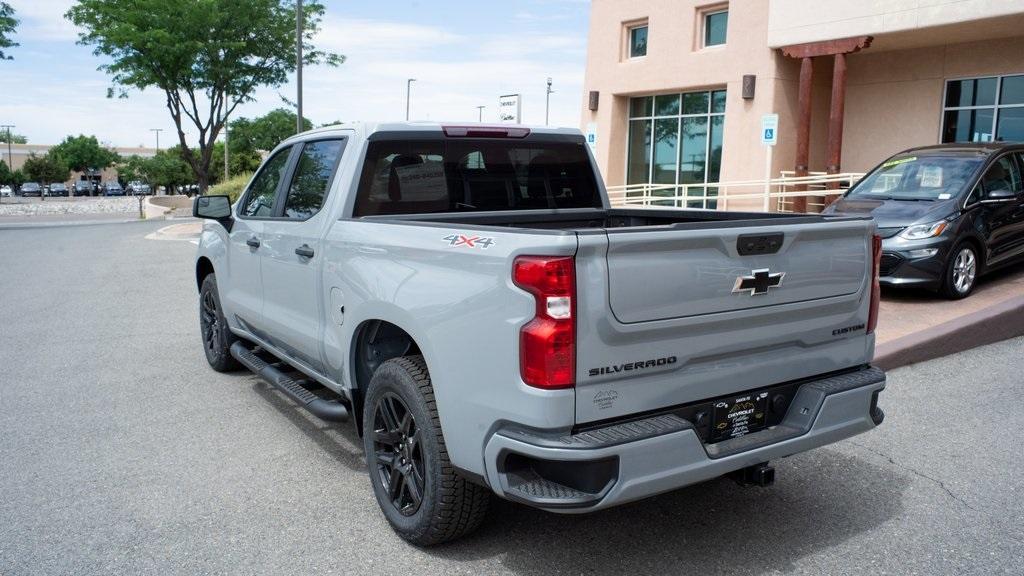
482 366 885 512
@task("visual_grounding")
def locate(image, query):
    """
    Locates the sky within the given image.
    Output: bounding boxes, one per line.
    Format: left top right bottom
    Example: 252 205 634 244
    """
0 0 591 148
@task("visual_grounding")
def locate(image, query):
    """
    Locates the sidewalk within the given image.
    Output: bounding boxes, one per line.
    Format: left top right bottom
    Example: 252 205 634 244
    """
874 265 1024 369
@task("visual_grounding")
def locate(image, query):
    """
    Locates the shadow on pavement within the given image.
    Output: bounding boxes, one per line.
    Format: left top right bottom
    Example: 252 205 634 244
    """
429 449 909 575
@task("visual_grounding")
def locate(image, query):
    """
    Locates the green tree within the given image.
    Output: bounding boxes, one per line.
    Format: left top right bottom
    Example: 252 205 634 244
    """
0 131 27 144
147 147 193 194
23 152 70 185
51 134 119 176
67 0 343 192
230 108 313 154
0 159 11 184
0 2 17 60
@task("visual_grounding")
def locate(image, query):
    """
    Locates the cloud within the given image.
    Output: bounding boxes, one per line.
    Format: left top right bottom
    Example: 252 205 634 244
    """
315 16 464 55
7 0 80 42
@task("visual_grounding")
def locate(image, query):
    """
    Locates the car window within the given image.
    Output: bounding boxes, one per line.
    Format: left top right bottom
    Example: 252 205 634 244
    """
241 147 292 218
353 136 601 217
283 139 346 219
980 156 1021 194
848 155 982 201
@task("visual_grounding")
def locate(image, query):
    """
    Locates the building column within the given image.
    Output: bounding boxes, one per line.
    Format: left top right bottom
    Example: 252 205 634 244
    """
793 56 814 213
825 51 847 203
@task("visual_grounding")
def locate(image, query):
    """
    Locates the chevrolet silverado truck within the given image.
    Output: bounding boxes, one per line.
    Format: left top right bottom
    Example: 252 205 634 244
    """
193 122 886 545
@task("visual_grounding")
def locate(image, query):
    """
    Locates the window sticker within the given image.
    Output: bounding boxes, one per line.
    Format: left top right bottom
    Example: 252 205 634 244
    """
882 156 916 169
938 193 952 200
920 165 944 188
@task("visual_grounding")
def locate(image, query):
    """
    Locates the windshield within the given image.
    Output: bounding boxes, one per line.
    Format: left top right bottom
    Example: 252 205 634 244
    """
847 155 983 201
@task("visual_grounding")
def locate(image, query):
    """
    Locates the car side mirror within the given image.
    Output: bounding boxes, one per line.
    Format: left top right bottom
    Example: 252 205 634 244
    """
984 187 1017 202
194 195 234 229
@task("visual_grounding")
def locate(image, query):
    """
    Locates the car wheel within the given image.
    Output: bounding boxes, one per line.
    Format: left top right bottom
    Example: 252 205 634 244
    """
363 356 489 546
940 242 979 299
199 274 240 372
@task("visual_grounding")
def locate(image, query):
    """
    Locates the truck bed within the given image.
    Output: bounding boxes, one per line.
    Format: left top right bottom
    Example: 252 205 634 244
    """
361 207 868 232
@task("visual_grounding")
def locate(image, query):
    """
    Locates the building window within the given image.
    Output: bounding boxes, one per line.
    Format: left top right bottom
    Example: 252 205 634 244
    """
942 75 1024 143
627 89 727 208
628 24 648 58
703 9 728 47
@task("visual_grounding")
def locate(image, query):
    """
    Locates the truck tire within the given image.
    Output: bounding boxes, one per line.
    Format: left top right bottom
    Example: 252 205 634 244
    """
199 274 240 372
362 356 490 546
939 242 979 299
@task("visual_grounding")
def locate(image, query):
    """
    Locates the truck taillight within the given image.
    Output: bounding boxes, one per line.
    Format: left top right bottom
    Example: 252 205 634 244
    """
513 256 575 389
867 234 882 334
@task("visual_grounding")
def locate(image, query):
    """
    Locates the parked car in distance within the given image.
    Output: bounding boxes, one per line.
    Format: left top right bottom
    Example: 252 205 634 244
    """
0 185 11 197
73 181 94 196
128 181 152 195
193 122 887 545
103 182 125 196
825 142 1024 299
46 183 69 197
20 182 43 197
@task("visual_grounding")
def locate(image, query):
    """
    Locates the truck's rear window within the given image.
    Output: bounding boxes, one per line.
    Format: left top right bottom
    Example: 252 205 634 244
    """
353 135 602 216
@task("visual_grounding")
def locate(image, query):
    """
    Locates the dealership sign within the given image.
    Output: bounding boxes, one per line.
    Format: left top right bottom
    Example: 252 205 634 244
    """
498 94 522 124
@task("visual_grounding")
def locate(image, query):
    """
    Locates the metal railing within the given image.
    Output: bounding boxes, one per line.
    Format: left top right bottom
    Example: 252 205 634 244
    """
607 172 866 213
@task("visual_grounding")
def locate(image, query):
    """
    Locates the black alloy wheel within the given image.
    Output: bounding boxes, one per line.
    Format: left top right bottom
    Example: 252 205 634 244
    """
371 393 425 516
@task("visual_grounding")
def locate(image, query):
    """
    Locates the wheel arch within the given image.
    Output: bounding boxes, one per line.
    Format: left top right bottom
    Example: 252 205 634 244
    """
349 318 426 436
196 256 215 292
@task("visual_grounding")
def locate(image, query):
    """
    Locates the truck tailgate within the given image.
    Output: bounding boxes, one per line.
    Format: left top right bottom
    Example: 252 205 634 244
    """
606 222 868 323
574 218 876 425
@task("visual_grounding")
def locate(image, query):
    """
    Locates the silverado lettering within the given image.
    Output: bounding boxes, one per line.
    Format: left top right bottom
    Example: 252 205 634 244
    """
588 356 678 377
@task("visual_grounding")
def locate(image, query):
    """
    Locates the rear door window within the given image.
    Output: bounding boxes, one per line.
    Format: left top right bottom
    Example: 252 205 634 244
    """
241 147 292 218
283 139 347 219
353 136 601 216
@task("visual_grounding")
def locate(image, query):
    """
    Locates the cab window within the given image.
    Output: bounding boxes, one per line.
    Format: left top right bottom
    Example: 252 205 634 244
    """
283 139 346 219
240 147 292 218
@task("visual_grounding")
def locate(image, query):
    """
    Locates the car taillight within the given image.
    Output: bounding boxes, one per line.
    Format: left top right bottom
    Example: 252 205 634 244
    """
442 125 531 138
513 255 575 389
867 234 882 334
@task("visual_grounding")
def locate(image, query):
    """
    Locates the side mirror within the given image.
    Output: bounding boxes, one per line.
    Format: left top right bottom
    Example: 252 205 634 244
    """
194 195 233 225
984 187 1017 202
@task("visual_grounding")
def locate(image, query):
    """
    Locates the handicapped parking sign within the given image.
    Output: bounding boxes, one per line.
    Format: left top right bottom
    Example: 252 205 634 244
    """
761 114 779 145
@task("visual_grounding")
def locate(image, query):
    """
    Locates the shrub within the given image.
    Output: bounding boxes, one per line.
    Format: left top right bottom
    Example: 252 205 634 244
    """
208 172 253 203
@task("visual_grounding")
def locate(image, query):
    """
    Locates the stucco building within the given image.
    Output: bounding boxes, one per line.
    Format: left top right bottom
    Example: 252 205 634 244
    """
581 0 1024 210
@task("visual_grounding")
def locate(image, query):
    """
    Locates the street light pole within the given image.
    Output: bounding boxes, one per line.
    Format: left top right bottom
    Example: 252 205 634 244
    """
224 123 230 182
406 78 416 121
296 0 304 134
150 128 162 151
476 106 485 122
545 77 554 126
1 124 12 205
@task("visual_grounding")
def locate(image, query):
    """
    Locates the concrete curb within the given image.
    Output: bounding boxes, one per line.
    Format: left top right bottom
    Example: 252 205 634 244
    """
874 294 1024 370
144 195 192 220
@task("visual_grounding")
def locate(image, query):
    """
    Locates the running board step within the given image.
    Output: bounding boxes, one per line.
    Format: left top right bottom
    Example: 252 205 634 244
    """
230 342 349 422
504 469 606 509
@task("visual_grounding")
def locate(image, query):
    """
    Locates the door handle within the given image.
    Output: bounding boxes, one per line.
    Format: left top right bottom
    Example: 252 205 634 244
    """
246 236 261 249
295 244 315 258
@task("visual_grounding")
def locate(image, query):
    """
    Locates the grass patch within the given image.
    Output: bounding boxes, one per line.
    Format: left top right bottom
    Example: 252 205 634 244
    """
209 172 253 203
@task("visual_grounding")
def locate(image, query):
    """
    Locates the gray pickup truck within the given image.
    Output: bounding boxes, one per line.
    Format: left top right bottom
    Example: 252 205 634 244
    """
193 122 886 545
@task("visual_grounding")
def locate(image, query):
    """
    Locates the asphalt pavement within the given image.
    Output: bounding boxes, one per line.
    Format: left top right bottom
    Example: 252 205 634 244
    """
0 220 1022 575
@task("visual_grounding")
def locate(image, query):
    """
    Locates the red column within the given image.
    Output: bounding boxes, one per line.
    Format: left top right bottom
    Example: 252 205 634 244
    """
793 57 813 213
825 52 847 203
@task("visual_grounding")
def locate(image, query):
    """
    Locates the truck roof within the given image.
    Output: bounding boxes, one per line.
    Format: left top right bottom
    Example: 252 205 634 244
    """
279 121 584 147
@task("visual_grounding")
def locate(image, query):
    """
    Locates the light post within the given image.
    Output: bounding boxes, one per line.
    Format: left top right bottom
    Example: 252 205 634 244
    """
150 128 162 151
406 78 416 121
296 0 304 134
545 77 554 126
224 122 230 182
0 124 12 204
476 106 485 122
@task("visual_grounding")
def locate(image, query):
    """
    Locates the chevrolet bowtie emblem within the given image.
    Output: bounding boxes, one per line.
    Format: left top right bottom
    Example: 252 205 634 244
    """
733 268 785 296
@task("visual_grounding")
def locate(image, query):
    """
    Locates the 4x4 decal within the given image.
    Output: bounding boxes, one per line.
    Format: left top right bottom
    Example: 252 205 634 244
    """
443 234 495 249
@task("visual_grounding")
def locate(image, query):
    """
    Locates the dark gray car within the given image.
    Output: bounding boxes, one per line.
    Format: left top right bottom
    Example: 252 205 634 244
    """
825 143 1024 298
